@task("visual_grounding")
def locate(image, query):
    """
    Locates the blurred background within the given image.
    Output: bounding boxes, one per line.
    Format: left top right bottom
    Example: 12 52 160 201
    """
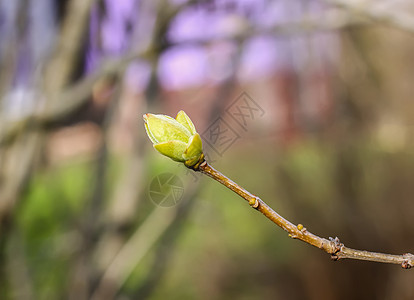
1 0 414 299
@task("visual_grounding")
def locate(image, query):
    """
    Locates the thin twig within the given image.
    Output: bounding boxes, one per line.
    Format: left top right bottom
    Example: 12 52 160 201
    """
196 161 414 269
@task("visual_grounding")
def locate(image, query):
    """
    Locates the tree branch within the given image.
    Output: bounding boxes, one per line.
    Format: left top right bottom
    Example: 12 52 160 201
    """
43 0 96 96
324 0 414 34
196 161 414 269
0 48 150 146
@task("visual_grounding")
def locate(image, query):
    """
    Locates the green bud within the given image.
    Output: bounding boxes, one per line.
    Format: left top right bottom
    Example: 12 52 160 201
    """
143 111 204 168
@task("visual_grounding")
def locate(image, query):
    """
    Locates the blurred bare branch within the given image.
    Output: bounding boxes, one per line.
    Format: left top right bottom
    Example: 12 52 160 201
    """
5 229 34 300
0 49 150 146
0 132 41 227
43 0 97 96
324 0 414 34
0 0 29 99
91 206 179 300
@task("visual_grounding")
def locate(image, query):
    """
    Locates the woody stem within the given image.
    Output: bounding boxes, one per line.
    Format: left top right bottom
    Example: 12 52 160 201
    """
196 160 414 269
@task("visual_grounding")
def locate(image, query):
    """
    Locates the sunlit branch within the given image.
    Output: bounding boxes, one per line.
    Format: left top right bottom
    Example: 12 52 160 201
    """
197 161 414 269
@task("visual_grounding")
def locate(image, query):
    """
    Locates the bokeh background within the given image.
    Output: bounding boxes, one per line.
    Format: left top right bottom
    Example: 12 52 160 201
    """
1 0 414 299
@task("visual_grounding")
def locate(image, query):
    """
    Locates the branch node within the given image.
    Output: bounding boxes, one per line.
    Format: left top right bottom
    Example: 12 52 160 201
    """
297 223 307 233
402 253 414 269
330 254 340 261
329 237 344 261
330 237 343 250
248 197 259 209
